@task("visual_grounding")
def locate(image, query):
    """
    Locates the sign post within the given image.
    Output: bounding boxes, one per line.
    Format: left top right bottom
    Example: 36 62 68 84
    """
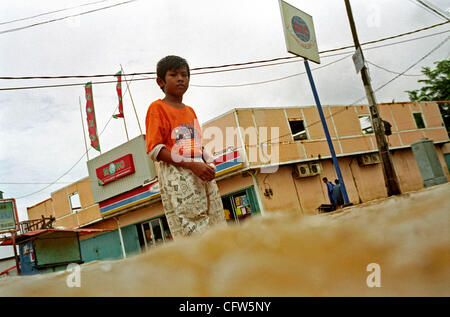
279 0 349 204
0 198 21 275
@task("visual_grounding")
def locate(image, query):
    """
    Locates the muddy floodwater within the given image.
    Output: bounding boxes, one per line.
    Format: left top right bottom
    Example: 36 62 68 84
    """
1 183 449 296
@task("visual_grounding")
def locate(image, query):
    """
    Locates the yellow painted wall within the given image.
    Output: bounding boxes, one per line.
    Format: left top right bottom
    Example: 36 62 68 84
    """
50 188 71 219
54 213 78 229
217 173 253 196
202 112 238 155
257 166 302 214
27 198 54 220
117 202 165 228
77 205 101 227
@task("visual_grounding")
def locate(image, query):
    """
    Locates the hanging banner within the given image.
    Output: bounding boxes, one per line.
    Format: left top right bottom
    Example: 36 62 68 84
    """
85 82 101 152
113 71 124 119
279 0 321 64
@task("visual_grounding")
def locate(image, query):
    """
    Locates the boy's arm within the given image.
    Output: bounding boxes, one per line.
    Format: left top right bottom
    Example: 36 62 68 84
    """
201 146 216 169
157 148 216 182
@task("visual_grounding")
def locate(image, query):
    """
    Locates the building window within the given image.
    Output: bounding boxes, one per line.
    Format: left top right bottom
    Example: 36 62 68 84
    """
69 193 81 213
289 119 308 140
413 112 426 129
221 187 259 224
359 115 374 134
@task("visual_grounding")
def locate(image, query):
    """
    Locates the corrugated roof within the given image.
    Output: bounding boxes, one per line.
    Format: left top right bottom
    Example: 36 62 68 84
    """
0 228 111 246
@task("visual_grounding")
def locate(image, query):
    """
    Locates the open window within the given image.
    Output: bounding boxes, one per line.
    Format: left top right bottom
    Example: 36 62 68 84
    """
288 119 308 140
359 115 373 134
413 112 426 129
69 193 81 213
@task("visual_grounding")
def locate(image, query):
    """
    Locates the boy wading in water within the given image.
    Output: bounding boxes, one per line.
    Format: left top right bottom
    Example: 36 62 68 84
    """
145 55 226 239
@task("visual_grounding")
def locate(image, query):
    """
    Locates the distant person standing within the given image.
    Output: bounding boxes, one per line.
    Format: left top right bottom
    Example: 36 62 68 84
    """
322 177 336 207
333 179 345 209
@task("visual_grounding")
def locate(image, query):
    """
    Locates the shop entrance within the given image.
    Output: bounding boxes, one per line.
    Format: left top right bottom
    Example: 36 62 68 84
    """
221 186 260 224
137 216 172 252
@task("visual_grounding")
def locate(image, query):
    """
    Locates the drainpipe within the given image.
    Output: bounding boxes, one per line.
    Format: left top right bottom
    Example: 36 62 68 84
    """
249 170 266 216
114 217 127 259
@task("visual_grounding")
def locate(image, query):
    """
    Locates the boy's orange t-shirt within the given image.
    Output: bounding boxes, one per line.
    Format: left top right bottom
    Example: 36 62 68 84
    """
145 99 203 158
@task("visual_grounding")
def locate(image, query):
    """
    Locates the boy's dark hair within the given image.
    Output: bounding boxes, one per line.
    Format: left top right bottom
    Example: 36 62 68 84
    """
156 55 190 81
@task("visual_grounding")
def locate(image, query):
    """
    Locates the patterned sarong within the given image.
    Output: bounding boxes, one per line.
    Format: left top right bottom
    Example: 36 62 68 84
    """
158 159 226 240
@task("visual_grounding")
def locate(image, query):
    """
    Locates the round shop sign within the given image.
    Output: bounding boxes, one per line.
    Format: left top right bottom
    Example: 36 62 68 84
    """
108 163 116 175
291 16 310 42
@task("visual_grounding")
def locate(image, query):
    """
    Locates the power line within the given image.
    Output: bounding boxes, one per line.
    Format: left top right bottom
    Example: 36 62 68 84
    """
415 0 450 21
190 54 352 88
0 0 111 26
1 28 449 92
364 35 449 100
253 36 450 148
366 61 423 77
0 0 138 35
0 30 450 91
13 75 135 200
407 0 448 21
1 20 448 81
13 36 448 198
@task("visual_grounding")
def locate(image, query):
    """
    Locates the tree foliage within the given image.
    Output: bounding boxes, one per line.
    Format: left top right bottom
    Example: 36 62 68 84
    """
407 59 449 102
407 59 449 134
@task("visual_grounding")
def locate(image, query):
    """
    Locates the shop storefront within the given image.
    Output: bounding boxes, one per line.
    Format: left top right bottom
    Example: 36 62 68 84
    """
136 215 172 252
78 136 250 261
221 186 260 224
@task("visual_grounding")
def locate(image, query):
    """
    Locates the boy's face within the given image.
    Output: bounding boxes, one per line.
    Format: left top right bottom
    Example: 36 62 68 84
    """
157 66 190 97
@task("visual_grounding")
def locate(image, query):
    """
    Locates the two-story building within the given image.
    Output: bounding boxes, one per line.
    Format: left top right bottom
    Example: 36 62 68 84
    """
26 101 450 263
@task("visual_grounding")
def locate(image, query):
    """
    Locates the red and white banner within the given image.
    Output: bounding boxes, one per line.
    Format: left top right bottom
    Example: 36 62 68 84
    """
113 71 124 119
85 82 100 152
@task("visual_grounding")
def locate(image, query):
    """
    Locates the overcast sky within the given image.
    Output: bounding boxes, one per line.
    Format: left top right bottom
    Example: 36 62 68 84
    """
0 0 449 256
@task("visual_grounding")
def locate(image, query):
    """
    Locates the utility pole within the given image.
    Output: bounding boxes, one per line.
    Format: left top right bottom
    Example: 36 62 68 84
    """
344 0 401 196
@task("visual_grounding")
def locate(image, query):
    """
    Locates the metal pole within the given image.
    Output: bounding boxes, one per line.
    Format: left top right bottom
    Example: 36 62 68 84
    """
114 217 127 259
10 230 20 276
304 59 350 203
79 97 90 161
121 65 143 135
344 0 401 196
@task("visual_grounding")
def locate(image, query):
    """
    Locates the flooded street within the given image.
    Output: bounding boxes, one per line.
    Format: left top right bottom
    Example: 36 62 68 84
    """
0 183 449 296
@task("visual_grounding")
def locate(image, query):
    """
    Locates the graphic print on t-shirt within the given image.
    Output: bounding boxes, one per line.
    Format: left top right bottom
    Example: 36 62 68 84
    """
171 124 202 157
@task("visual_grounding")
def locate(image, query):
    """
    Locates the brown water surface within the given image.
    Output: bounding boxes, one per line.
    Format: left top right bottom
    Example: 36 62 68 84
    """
1 183 449 296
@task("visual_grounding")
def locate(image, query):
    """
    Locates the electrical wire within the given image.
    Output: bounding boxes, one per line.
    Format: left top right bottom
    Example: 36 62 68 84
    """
366 61 423 77
0 20 448 81
13 75 135 200
0 0 138 35
250 36 450 148
407 0 448 21
0 0 111 26
414 0 450 21
190 54 353 88
8 31 450 198
2 28 447 91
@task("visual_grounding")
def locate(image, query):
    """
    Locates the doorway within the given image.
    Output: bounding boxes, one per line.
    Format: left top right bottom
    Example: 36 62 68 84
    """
137 216 172 252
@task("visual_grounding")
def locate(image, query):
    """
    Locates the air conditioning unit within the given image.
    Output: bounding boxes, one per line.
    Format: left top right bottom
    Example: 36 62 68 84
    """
358 153 380 166
293 162 322 178
309 162 322 175
370 153 381 163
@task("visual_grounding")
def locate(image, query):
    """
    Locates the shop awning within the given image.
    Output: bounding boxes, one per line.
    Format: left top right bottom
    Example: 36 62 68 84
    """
0 228 111 246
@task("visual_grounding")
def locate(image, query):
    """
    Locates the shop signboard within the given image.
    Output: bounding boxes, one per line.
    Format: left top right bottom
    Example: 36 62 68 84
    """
87 135 157 203
96 154 135 186
279 0 320 64
0 199 19 232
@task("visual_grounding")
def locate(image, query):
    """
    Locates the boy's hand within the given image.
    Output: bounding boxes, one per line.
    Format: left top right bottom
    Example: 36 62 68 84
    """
187 161 216 182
